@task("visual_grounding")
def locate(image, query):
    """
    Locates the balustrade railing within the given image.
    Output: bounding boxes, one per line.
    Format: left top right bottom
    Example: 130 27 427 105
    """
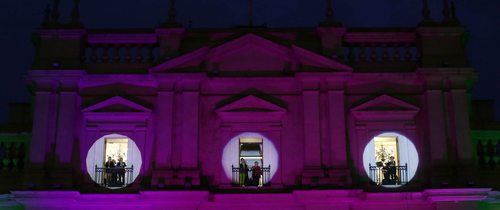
342 42 419 62
84 44 160 63
94 165 134 188
0 139 28 173
369 163 408 186
231 165 271 187
476 139 500 170
342 31 419 62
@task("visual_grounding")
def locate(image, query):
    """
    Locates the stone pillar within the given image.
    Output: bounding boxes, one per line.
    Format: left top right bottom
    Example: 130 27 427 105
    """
180 91 199 169
134 128 147 182
33 29 87 69
155 28 185 63
269 127 282 186
425 90 449 166
328 91 347 167
354 125 367 175
451 89 474 165
219 127 232 186
316 27 347 61
54 92 78 164
29 92 52 164
416 27 468 67
155 91 174 169
45 89 60 158
302 90 321 168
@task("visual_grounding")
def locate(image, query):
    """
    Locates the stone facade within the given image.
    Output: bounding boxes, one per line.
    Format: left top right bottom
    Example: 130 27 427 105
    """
1 0 500 209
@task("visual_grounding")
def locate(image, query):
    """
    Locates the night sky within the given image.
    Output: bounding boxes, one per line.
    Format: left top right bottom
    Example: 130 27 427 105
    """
0 0 499 123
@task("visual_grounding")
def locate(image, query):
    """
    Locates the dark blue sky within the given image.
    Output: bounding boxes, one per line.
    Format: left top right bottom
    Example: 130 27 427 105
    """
1 0 499 123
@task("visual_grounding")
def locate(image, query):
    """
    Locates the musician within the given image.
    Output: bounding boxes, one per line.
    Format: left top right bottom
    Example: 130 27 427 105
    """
116 157 126 185
104 157 115 185
387 156 397 180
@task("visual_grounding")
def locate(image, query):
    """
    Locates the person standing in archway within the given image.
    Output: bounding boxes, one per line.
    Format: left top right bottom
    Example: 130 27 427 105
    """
251 161 261 186
239 158 249 187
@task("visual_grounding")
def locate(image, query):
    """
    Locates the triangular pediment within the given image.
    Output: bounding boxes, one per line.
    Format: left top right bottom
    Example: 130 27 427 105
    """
149 33 352 73
216 95 286 113
350 95 420 121
215 95 287 123
82 96 152 113
351 95 420 111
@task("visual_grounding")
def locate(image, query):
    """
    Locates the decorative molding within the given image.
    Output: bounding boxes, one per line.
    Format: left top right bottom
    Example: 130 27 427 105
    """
37 29 87 39
149 46 209 73
350 94 420 121
150 33 352 73
344 32 415 43
216 95 287 123
292 45 352 72
416 27 466 36
82 96 152 113
87 33 157 44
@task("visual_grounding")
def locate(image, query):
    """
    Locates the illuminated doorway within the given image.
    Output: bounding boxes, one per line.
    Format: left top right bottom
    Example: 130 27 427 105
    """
374 137 399 167
240 138 263 186
104 138 128 163
374 137 399 184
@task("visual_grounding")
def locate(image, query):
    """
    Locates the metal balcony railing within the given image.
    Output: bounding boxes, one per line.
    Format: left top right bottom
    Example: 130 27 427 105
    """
94 165 133 188
231 165 271 187
369 163 408 186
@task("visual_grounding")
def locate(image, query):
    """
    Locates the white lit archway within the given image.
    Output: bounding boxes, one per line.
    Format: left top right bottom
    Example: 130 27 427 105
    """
221 132 279 180
362 132 419 186
86 134 142 188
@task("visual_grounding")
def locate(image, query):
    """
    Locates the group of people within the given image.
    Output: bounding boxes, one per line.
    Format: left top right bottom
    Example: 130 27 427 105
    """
104 156 127 187
239 158 262 187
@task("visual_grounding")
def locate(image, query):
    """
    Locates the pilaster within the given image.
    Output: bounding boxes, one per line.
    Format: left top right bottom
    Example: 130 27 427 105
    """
328 91 347 168
33 29 87 69
302 90 321 168
155 28 186 63
154 91 174 169
416 27 468 67
316 27 347 60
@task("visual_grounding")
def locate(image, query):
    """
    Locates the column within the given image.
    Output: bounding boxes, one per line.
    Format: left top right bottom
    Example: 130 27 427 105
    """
55 92 78 164
451 89 474 164
155 92 174 169
30 92 52 163
45 91 59 156
425 90 448 166
269 127 282 185
354 125 367 171
219 127 232 185
181 91 199 169
328 91 347 167
303 91 321 168
134 128 147 180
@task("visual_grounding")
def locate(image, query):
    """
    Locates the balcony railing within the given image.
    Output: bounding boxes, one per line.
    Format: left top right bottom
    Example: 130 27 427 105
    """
94 165 133 188
231 165 271 187
369 163 408 186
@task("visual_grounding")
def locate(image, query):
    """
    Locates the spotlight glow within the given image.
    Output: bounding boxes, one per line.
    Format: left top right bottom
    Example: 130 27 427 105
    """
362 132 419 187
86 134 142 189
221 132 279 181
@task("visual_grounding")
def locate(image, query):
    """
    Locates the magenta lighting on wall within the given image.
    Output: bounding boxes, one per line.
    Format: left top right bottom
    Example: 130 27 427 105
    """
331 55 338 59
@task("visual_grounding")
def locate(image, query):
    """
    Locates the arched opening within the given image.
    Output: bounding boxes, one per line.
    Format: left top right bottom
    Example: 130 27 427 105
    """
362 132 419 187
86 134 142 189
221 132 278 186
